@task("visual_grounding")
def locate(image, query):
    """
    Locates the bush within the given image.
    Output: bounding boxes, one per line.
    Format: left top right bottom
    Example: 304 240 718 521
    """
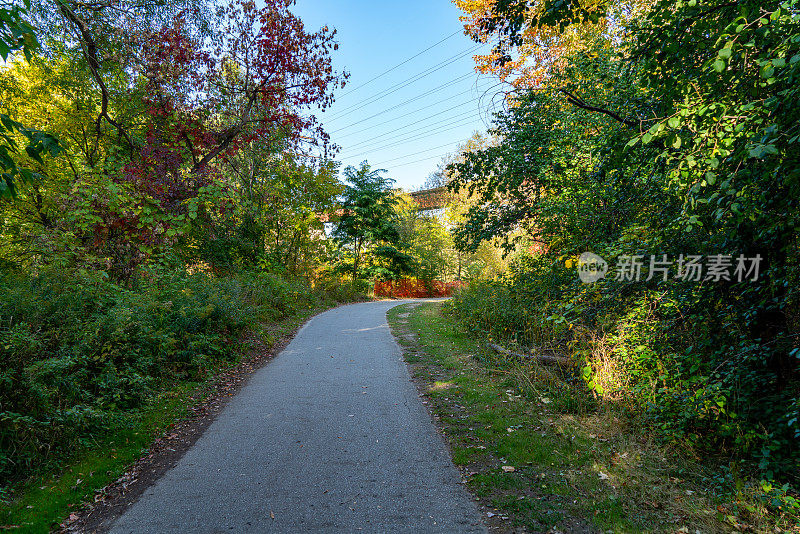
315 274 369 303
374 278 465 298
0 266 333 490
447 255 800 488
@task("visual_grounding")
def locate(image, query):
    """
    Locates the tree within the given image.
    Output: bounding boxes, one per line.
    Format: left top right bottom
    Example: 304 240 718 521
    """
0 0 346 279
332 162 408 281
454 0 653 90
449 0 800 483
209 146 342 275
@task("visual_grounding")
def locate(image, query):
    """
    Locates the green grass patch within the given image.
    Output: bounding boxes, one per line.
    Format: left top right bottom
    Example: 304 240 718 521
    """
388 301 798 533
0 383 196 533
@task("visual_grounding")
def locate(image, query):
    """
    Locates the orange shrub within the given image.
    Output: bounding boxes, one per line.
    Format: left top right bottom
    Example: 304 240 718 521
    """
374 278 467 298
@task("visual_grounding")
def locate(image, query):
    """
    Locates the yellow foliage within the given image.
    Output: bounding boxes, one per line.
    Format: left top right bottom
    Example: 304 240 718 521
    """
454 0 655 89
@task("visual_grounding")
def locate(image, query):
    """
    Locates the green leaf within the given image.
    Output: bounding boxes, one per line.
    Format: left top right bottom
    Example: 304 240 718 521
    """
24 145 43 164
0 114 16 132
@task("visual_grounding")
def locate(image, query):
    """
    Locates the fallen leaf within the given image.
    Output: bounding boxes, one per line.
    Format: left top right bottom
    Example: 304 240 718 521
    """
598 472 610 480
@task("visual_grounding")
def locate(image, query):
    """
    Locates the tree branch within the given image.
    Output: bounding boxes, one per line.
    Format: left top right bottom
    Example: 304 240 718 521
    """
486 343 572 366
557 88 637 127
55 0 135 154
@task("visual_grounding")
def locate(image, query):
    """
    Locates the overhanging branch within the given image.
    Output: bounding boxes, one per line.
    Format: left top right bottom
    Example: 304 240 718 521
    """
557 88 637 127
56 0 135 154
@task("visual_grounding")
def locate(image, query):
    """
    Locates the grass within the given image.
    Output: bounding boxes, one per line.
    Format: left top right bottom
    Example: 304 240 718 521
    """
0 305 324 533
388 301 798 533
0 385 195 533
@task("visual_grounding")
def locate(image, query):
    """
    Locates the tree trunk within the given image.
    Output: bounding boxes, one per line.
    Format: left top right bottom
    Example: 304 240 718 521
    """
486 343 571 366
352 237 362 282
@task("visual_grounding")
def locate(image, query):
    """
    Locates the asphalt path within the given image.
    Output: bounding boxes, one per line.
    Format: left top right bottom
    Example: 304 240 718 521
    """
109 300 486 533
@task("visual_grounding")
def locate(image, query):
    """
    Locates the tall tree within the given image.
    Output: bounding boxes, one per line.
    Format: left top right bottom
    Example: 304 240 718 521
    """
1 0 347 279
333 162 406 281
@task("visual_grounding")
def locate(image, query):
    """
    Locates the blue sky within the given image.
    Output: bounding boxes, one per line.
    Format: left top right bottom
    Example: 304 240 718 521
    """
291 0 498 190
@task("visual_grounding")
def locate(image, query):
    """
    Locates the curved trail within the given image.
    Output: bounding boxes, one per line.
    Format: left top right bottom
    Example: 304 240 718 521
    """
110 300 485 533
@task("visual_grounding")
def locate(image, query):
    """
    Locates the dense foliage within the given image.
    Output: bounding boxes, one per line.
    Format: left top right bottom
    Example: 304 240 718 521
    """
0 0 474 500
0 266 343 489
0 0 357 495
448 0 800 500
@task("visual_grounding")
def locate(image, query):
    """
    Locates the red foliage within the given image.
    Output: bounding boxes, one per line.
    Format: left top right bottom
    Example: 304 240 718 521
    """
97 0 345 274
121 0 346 212
373 279 467 299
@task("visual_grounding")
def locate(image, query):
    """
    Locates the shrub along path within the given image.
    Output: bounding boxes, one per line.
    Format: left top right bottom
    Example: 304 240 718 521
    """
107 300 484 533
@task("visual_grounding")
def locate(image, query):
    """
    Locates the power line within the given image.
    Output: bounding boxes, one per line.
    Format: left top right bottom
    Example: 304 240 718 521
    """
339 82 496 154
329 73 478 134
340 114 479 157
373 138 470 166
334 78 502 144
339 115 484 159
337 29 462 98
340 80 492 143
382 152 455 170
335 102 479 142
338 104 484 147
327 44 481 121
325 43 484 122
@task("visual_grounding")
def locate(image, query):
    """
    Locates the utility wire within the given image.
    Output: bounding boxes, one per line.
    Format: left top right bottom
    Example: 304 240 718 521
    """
335 102 479 142
339 82 496 154
334 78 502 143
330 73 478 134
373 138 470 166
381 152 455 170
340 114 483 159
325 43 484 122
339 104 484 146
337 29 462 98
338 80 492 146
